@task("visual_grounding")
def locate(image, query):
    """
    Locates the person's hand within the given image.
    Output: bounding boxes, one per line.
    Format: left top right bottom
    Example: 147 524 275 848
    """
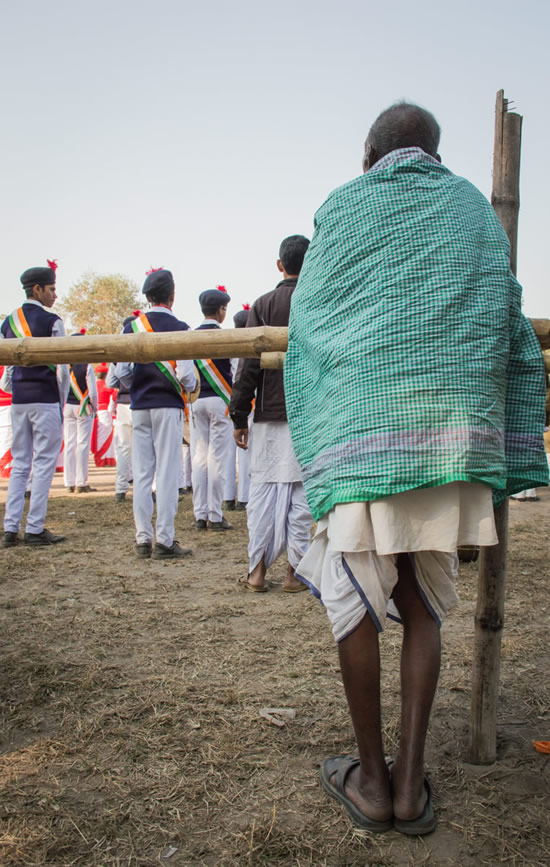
234 428 248 450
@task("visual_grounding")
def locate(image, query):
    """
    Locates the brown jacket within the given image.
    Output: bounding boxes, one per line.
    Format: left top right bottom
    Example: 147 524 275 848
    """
229 279 296 428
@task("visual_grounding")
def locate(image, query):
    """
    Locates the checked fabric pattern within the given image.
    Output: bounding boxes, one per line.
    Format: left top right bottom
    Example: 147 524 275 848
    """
284 148 548 522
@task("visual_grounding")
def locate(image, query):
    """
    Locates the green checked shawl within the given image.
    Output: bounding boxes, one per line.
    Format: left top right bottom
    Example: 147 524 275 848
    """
284 148 548 522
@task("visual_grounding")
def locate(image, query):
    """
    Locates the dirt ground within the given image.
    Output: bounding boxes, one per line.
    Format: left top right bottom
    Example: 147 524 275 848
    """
0 466 549 866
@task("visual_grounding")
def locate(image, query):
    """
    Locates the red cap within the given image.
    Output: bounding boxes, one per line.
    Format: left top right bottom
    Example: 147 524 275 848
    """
95 362 109 374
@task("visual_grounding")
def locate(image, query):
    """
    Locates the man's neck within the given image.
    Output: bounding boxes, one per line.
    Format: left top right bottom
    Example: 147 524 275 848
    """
282 271 299 281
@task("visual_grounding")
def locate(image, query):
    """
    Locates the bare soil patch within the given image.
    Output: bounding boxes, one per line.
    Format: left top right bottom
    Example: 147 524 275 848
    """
1 468 549 865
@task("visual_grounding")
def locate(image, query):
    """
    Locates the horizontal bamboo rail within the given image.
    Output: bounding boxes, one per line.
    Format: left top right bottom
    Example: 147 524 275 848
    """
0 321 547 367
0 326 289 366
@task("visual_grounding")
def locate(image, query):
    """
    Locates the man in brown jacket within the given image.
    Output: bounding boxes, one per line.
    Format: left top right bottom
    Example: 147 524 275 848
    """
229 236 312 592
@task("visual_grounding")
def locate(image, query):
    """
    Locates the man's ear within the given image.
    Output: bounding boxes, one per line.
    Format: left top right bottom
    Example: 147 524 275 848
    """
363 143 377 173
276 259 284 273
435 153 442 163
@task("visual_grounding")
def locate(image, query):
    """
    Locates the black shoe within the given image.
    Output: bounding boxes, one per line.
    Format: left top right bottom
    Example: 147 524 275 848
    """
223 500 236 511
178 488 185 500
24 490 31 499
76 485 97 493
2 532 18 548
24 529 65 546
152 491 157 502
235 501 247 511
135 542 152 558
151 541 192 559
66 486 75 493
194 519 208 530
208 519 233 531
114 492 126 502
182 486 192 493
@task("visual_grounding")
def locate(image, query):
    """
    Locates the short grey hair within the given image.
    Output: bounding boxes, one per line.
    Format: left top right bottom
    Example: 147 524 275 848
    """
367 102 441 158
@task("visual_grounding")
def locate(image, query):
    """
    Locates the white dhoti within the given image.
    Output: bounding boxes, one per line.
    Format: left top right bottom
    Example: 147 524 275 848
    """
4 403 63 535
190 396 233 522
63 404 94 487
237 443 250 503
114 403 133 493
247 421 312 572
132 407 183 547
0 404 12 478
297 482 498 643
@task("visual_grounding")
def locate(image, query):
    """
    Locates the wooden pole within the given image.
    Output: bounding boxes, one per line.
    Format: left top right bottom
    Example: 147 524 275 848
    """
1 320 546 368
0 326 289 366
469 90 522 764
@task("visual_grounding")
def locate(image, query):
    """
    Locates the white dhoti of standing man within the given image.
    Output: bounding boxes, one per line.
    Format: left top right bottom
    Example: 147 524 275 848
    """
247 421 312 572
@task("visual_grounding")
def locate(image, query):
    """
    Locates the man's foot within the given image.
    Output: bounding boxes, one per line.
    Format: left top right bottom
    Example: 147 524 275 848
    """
114 492 126 502
389 758 436 834
24 490 31 499
24 529 65 546
283 563 307 593
208 519 233 530
66 486 75 493
194 519 208 530
151 541 192 559
390 758 436 835
1 532 18 548
223 499 236 511
320 756 393 831
182 486 192 493
135 542 152 558
245 556 267 591
235 501 247 511
178 488 185 500
76 485 97 493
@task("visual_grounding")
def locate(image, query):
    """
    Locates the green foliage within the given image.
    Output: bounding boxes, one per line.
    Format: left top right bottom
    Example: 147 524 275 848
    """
57 272 141 334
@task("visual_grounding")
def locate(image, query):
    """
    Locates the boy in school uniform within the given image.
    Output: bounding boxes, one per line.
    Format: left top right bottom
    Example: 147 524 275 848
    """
1 261 69 547
111 268 197 559
192 287 234 530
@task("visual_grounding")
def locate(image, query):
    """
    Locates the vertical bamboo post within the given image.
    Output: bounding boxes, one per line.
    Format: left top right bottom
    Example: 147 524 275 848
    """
469 91 522 764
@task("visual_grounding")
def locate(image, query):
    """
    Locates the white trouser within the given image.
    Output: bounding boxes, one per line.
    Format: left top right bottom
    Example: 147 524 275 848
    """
182 444 192 488
0 404 12 478
190 396 233 522
247 480 312 572
132 407 183 547
63 404 94 487
4 403 63 534
114 403 133 493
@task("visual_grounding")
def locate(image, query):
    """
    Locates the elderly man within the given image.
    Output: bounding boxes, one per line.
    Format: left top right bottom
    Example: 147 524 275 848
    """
284 103 548 834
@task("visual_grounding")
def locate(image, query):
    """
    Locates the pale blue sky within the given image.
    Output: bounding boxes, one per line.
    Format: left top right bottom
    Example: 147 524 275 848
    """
2 0 548 326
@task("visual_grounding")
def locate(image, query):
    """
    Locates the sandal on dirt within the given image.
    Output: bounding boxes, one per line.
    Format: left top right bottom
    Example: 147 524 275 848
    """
393 775 437 836
320 755 393 833
282 582 308 593
238 576 269 593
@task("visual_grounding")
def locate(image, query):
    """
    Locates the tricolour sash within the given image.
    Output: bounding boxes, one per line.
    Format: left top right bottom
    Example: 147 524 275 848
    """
69 368 92 416
195 358 232 406
131 314 183 397
9 307 56 372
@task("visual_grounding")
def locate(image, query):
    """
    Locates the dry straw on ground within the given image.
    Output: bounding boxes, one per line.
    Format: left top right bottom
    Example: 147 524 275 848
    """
0 472 549 865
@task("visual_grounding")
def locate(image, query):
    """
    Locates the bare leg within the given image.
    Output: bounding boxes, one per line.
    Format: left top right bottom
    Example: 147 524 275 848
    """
283 561 303 590
390 554 441 820
247 555 266 589
332 614 393 822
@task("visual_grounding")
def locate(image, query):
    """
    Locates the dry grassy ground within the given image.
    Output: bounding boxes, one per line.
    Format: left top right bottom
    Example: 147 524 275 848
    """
0 468 549 866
